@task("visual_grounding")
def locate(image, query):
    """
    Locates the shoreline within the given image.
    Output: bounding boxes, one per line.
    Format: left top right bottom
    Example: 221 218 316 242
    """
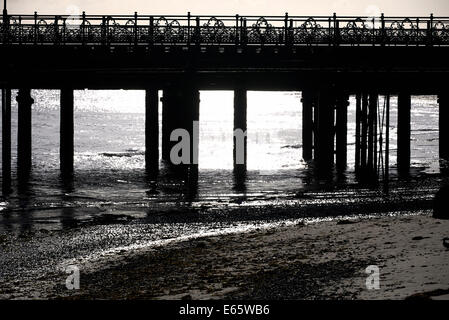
2 211 447 300
63 212 449 300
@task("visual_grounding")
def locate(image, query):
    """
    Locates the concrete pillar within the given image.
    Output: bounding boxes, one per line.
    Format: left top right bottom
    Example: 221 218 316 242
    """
17 89 34 176
60 88 74 175
301 91 313 161
397 93 411 174
2 88 11 194
438 93 449 161
314 90 335 171
335 93 349 170
145 89 159 171
234 87 247 170
355 93 361 171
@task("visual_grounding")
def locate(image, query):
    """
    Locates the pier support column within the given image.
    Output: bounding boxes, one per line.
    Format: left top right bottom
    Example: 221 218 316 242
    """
397 93 411 175
234 86 247 171
301 91 314 161
187 87 200 167
145 89 159 172
162 85 199 166
355 93 361 172
438 93 449 162
60 88 74 175
335 93 349 170
17 89 34 176
360 93 369 172
314 90 335 171
367 93 378 177
2 88 11 194
161 91 172 161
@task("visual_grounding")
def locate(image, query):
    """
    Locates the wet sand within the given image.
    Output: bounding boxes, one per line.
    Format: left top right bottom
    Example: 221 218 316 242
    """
1 210 448 300
66 213 449 300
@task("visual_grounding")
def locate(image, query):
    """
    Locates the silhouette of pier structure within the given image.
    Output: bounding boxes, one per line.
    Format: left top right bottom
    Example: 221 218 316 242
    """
2 11 449 193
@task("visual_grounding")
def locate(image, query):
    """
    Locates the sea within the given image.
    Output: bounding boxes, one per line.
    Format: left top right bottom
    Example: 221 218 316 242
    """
0 90 443 232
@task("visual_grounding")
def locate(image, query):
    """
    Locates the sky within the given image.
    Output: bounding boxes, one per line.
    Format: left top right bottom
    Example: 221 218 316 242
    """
5 0 449 16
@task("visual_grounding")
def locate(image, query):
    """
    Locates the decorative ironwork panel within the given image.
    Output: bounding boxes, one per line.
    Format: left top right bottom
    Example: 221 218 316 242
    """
2 14 449 46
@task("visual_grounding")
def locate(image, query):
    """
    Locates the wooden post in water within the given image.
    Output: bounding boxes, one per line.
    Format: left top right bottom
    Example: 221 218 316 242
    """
234 86 247 171
17 89 33 177
2 88 11 194
397 93 411 175
145 89 159 172
301 90 313 161
60 88 74 175
335 93 349 171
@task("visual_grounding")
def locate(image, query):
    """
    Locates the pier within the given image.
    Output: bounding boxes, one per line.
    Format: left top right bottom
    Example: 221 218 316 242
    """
2 11 449 193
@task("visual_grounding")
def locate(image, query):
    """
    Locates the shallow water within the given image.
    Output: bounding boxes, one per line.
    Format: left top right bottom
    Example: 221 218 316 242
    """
0 90 444 232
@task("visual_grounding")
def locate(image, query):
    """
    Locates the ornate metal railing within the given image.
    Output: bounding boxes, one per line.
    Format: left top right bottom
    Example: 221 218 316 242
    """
1 13 449 46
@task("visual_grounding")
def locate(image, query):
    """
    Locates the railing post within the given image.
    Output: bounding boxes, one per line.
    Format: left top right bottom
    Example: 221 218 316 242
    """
235 14 239 45
149 16 154 47
381 13 385 46
242 18 247 45
134 11 138 46
284 12 288 45
82 11 86 45
328 17 332 46
333 13 339 46
195 16 200 45
416 18 420 46
106 16 110 46
187 12 191 46
54 15 59 45
18 15 22 45
428 13 434 46
62 17 66 45
288 19 294 46
61 18 66 44
34 11 38 45
2 6 9 44
101 16 106 46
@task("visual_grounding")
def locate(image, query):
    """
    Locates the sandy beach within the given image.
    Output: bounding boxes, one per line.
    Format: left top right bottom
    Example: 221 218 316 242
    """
1 209 447 300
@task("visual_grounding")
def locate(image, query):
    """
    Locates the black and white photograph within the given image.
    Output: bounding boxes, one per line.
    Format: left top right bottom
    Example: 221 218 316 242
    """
1 0 449 311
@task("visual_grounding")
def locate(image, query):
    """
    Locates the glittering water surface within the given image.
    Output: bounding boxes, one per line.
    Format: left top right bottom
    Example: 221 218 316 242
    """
0 90 442 232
